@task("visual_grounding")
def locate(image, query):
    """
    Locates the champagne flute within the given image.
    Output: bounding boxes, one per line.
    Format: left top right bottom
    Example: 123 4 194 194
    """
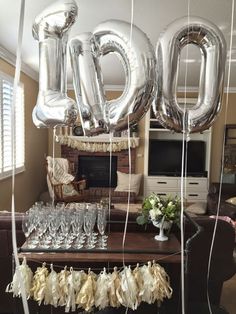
22 214 33 248
60 213 72 249
72 210 85 249
84 212 95 249
97 208 107 249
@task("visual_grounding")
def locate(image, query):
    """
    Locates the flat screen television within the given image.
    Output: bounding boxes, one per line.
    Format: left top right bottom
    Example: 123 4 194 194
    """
148 139 206 177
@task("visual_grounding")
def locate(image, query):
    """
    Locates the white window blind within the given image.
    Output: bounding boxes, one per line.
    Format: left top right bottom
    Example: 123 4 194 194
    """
0 71 25 179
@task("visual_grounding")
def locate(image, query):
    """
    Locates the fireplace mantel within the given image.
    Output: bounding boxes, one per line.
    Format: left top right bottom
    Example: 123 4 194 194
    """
56 135 139 152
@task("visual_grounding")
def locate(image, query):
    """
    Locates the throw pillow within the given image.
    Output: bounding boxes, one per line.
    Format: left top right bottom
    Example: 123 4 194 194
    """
62 184 79 197
225 196 236 205
186 202 207 215
115 171 142 195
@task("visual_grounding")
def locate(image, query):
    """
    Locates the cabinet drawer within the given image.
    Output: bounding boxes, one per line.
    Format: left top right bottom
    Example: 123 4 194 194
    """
178 178 208 190
185 192 208 201
144 189 178 198
145 177 178 189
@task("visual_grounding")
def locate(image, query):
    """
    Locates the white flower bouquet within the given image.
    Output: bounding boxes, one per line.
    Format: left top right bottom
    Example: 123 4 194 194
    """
136 193 181 226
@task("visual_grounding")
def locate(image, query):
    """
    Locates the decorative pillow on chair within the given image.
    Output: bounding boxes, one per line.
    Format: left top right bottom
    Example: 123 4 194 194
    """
225 197 236 205
62 184 79 197
186 202 207 215
114 171 142 195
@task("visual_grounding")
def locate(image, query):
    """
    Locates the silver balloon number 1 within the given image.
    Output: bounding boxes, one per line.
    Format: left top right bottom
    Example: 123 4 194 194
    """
32 0 78 128
152 16 226 134
32 1 226 134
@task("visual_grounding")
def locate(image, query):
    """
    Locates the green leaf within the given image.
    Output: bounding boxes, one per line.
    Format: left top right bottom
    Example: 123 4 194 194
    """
136 215 147 225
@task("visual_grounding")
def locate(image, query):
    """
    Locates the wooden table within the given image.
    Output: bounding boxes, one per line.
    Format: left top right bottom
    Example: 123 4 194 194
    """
18 232 181 264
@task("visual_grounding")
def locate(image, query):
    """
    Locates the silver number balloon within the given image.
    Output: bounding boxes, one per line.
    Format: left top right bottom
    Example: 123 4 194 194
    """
94 20 156 132
70 19 156 134
152 16 226 133
32 0 78 128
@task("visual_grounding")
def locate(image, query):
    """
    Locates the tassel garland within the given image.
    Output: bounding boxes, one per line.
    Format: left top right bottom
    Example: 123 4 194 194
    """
6 259 172 312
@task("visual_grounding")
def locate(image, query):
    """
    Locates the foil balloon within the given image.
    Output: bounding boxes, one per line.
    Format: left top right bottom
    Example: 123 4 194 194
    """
32 0 78 128
94 20 156 132
70 33 107 136
70 19 156 134
153 16 226 133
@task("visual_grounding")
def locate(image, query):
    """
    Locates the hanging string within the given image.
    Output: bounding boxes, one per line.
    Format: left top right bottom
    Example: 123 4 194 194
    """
121 0 134 267
52 127 57 207
122 116 132 268
17 250 183 272
107 131 113 274
120 2 134 310
206 1 235 313
183 1 190 106
180 1 191 314
129 0 134 47
180 128 187 314
11 1 29 314
108 132 113 229
121 0 134 264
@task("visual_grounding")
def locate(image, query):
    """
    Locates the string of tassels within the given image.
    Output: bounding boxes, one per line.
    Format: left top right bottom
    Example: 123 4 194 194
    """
6 258 172 312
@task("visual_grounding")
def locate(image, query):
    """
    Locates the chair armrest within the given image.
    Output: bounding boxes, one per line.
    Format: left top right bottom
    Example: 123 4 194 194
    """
72 179 87 191
52 184 64 200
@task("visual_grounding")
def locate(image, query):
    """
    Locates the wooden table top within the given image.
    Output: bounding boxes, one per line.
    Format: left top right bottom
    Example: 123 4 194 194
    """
18 232 181 264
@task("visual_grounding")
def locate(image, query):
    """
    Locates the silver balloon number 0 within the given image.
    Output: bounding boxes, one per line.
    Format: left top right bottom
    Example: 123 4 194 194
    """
152 16 226 133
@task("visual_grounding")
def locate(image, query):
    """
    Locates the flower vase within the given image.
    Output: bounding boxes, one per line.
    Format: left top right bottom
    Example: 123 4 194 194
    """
152 217 170 241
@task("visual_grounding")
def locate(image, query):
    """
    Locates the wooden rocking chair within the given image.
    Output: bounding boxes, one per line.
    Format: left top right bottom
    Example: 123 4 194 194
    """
46 156 85 203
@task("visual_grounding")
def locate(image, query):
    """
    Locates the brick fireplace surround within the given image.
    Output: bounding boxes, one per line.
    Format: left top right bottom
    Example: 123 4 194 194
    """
61 145 137 202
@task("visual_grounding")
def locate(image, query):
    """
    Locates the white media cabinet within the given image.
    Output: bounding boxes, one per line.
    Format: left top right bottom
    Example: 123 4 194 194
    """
144 176 208 202
143 105 212 203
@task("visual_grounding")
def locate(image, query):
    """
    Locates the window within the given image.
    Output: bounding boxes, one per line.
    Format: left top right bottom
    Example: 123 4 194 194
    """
0 71 25 179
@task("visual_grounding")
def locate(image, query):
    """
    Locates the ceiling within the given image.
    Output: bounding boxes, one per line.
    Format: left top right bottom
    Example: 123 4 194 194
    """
0 0 235 89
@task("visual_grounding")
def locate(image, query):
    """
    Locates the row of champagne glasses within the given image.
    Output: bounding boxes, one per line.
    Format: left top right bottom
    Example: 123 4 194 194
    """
22 201 108 250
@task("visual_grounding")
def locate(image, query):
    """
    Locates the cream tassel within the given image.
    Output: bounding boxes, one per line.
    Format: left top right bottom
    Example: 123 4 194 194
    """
107 267 121 308
133 263 144 305
74 270 86 297
30 262 48 305
58 266 69 307
6 257 33 299
76 269 97 312
94 268 110 310
140 261 156 304
151 261 173 304
119 266 138 310
44 264 60 307
65 267 77 312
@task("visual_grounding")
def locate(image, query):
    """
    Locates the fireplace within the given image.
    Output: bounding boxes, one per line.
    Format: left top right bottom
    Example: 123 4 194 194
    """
77 156 118 187
61 145 136 189
61 145 137 202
